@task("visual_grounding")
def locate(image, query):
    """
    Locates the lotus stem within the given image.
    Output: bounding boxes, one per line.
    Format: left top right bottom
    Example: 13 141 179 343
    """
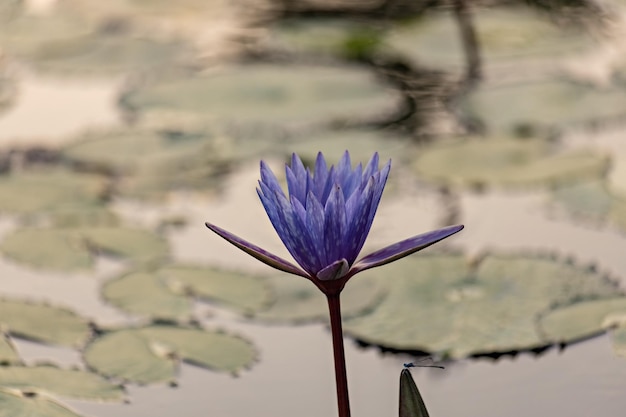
326 292 351 417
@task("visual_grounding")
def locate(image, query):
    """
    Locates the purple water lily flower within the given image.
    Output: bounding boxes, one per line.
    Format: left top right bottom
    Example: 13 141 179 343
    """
206 151 463 295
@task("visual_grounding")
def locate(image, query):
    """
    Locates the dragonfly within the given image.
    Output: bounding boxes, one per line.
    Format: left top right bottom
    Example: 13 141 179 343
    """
403 356 445 369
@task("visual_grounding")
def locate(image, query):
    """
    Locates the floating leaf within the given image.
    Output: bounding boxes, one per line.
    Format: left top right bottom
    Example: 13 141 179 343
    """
0 169 106 215
551 181 626 230
252 273 386 323
538 298 626 343
84 325 256 384
0 365 124 401
263 19 383 60
414 137 608 188
343 254 621 357
27 32 197 76
63 127 234 199
159 265 272 313
0 227 168 271
0 334 19 365
0 389 83 417
102 270 192 321
0 299 91 347
385 6 593 76
103 265 271 320
121 64 402 130
460 80 626 134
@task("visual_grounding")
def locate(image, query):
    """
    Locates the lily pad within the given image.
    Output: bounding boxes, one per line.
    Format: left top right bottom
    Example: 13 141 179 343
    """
0 365 124 401
84 325 256 384
385 6 593 76
414 137 608 188
551 181 626 230
0 169 107 216
0 389 83 417
103 265 272 320
159 265 272 312
343 254 621 357
252 273 386 323
63 127 234 200
120 64 403 130
263 18 384 60
0 299 91 347
27 32 197 76
460 80 626 134
0 334 19 365
538 298 626 343
102 270 192 321
0 227 168 271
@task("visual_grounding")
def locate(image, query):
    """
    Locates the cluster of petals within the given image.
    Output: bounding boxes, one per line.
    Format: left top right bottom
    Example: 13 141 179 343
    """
206 151 463 293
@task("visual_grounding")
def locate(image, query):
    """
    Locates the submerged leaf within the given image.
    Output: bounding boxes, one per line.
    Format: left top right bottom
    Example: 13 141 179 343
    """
84 325 256 384
0 299 91 347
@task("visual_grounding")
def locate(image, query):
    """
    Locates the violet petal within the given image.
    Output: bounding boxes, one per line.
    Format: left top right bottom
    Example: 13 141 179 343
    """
205 222 309 278
349 225 464 276
317 258 350 281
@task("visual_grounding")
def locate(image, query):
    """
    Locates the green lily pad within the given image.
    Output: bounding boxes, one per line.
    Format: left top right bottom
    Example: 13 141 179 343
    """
0 227 168 271
63 127 234 200
413 137 608 188
84 325 256 384
343 254 621 357
280 129 412 167
460 80 626 134
0 389 83 417
102 270 192 321
264 18 384 60
103 265 272 320
551 181 626 230
385 6 593 74
252 272 386 323
0 365 124 401
159 265 272 312
0 334 19 365
27 32 197 76
120 64 403 130
612 326 626 357
0 169 106 216
538 298 626 343
0 299 91 347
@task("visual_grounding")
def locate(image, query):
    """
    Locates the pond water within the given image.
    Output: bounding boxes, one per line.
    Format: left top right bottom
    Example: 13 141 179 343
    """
2 2 626 417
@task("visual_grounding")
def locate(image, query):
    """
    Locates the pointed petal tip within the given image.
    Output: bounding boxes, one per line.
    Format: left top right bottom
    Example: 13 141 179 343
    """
204 222 309 279
349 224 464 277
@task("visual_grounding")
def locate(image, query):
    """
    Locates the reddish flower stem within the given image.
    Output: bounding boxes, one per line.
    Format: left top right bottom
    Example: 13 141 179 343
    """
326 292 351 417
